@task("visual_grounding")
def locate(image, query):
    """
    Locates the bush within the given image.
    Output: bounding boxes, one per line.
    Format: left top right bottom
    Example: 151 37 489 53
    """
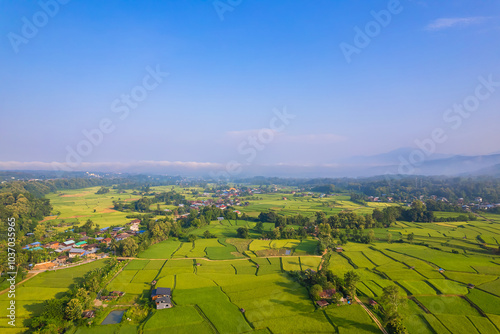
310 284 323 301
124 305 150 323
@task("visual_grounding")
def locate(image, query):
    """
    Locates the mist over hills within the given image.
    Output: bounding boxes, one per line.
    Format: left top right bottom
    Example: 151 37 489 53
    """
1 149 500 179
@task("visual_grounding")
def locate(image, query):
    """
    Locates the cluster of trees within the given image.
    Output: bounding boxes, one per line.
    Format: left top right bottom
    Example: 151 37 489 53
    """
372 200 474 224
113 191 193 214
95 187 110 194
234 175 500 204
311 184 335 194
30 258 120 332
380 285 408 334
350 193 367 205
315 211 379 229
258 211 310 227
176 206 239 230
0 173 188 197
347 176 500 204
111 216 178 257
424 199 465 212
113 197 155 212
289 253 361 303
0 191 52 235
249 199 472 247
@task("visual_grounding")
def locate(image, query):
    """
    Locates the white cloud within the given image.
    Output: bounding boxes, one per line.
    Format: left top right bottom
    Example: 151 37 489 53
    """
425 17 488 31
281 133 347 144
0 160 222 172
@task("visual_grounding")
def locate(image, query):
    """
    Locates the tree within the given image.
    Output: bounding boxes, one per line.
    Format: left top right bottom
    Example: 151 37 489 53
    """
83 219 94 232
271 227 281 239
411 200 425 211
387 233 393 244
310 284 323 301
203 230 217 238
237 227 249 239
187 234 197 242
119 238 138 257
381 285 405 315
282 226 296 239
315 211 327 225
34 223 45 240
318 223 331 238
85 275 100 293
381 285 408 334
75 287 91 309
372 208 384 222
367 229 375 243
407 232 414 244
42 299 65 323
65 298 83 321
344 270 360 297
339 232 348 245
109 238 118 255
332 292 343 305
95 186 110 194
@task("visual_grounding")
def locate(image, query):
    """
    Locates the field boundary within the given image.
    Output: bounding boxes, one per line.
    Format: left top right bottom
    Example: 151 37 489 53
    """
0 272 39 296
355 296 388 334
194 304 220 334
321 309 339 333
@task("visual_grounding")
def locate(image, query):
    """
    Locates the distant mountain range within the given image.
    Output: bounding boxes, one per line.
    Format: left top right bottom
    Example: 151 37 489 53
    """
343 147 453 167
339 149 500 177
470 163 500 177
1 148 500 179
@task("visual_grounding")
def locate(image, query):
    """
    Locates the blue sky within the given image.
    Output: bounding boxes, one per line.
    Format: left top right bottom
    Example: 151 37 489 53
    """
0 0 499 175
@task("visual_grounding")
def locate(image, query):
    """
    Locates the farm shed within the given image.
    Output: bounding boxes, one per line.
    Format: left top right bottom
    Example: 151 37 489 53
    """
82 310 95 318
316 300 329 307
319 289 336 299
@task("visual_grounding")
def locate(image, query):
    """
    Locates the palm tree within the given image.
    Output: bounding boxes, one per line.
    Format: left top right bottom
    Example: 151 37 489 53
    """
110 239 118 256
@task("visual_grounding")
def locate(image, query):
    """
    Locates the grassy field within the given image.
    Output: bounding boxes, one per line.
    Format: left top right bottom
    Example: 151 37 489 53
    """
44 187 139 228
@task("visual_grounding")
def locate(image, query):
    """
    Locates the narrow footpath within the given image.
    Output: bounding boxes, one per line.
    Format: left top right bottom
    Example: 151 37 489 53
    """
355 296 388 334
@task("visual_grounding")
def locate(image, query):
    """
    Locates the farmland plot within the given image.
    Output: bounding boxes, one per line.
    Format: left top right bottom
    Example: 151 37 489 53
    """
466 289 500 315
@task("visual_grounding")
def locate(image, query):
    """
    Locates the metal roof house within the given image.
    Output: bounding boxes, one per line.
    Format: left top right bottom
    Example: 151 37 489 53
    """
151 287 173 309
155 296 172 309
151 287 171 300
69 248 86 258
